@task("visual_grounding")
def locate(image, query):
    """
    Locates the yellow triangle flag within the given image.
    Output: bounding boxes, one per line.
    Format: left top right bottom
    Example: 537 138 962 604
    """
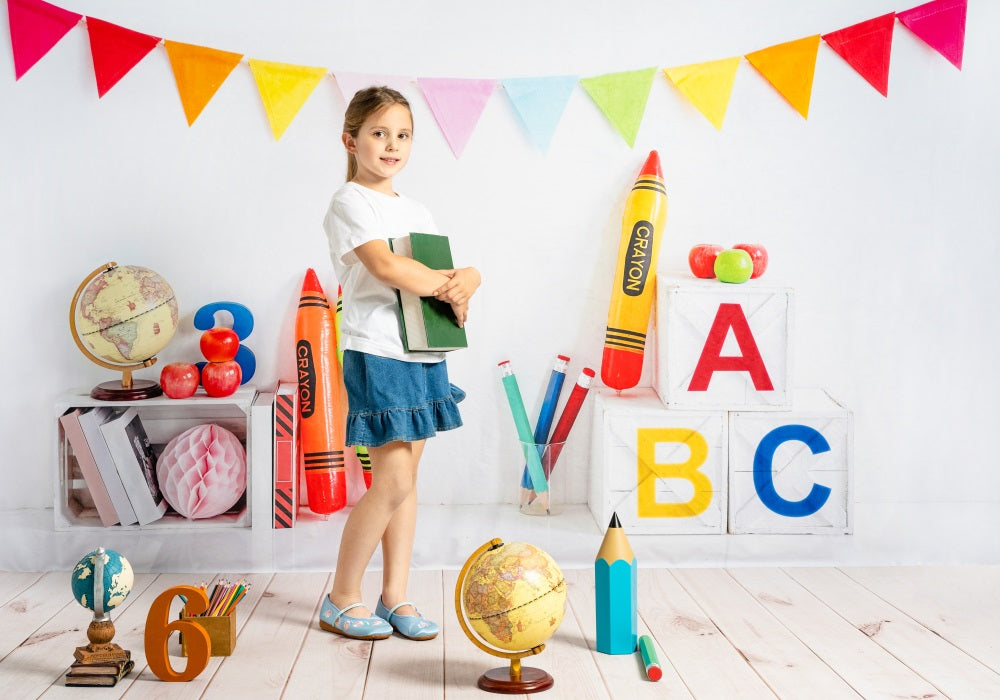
164 41 243 126
248 59 327 140
745 35 821 119
663 56 741 130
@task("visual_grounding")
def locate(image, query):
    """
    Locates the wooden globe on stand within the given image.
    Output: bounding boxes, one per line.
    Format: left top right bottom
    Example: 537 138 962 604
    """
68 262 179 400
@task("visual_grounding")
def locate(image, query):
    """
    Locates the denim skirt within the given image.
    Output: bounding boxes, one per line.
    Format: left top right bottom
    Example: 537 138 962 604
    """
343 350 465 448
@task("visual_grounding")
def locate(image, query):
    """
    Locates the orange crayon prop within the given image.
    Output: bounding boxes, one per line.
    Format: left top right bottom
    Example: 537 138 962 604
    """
601 150 668 391
295 269 347 514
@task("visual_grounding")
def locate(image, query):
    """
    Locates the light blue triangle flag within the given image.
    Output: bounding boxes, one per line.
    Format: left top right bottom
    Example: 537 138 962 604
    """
501 76 578 153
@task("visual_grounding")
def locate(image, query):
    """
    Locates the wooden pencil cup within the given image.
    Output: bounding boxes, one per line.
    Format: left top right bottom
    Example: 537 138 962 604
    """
179 607 236 657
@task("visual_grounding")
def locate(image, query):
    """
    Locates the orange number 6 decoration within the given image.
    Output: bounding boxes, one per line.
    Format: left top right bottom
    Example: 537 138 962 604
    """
144 585 211 682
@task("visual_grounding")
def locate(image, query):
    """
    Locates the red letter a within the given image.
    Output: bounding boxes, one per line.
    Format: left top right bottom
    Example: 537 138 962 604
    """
688 303 773 391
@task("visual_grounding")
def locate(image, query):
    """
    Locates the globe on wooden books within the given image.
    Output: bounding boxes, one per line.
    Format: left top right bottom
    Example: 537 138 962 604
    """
69 262 179 400
70 547 133 664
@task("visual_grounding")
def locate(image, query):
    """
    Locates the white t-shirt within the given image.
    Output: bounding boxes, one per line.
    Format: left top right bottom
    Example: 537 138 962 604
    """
323 181 445 363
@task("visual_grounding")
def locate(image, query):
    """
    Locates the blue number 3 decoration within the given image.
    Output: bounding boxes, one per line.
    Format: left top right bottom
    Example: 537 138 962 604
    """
193 302 256 384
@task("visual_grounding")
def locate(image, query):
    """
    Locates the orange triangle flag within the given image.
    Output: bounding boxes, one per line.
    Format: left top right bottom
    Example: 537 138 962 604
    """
663 56 741 130
745 35 821 119
164 41 243 126
822 14 896 97
248 59 327 140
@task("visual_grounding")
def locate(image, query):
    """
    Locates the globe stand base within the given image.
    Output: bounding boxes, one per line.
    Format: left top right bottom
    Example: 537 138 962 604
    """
74 642 130 664
478 666 553 694
91 379 162 401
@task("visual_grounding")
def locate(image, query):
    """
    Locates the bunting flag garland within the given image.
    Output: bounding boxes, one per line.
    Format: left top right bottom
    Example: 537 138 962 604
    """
663 57 741 131
823 14 895 97
85 17 160 98
580 67 657 147
745 35 822 119
417 78 497 158
164 41 243 126
5 1 971 147
248 59 327 140
7 0 80 80
501 75 577 152
333 72 415 105
897 0 967 70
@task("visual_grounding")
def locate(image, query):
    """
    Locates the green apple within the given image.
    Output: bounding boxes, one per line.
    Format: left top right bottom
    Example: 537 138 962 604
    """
713 248 753 283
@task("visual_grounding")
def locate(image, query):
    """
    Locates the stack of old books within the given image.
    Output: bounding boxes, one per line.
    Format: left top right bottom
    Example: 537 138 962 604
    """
64 652 134 687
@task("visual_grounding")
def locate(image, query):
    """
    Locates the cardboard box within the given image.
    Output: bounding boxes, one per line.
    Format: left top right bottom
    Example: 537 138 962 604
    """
180 608 236 657
654 274 793 411
728 388 853 534
589 389 728 534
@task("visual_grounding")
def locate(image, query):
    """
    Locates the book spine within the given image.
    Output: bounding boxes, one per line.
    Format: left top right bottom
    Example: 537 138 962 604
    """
249 392 275 529
102 408 166 525
60 410 119 527
80 408 138 526
273 384 297 528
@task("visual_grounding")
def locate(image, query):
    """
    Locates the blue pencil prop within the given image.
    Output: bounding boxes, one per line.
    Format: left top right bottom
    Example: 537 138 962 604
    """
595 512 637 655
518 354 569 506
498 361 548 498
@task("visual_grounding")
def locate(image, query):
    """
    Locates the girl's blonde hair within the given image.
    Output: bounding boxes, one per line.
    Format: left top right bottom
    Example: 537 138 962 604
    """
343 86 412 182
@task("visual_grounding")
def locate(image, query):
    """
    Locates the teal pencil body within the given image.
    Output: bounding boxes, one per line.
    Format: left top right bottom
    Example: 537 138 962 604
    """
595 556 637 654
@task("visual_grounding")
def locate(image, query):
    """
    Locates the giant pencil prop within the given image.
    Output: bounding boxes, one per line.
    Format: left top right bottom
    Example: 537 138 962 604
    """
595 512 637 655
295 269 347 514
601 150 668 391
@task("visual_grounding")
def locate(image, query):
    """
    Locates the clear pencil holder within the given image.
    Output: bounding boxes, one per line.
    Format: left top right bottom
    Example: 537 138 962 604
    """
517 441 566 516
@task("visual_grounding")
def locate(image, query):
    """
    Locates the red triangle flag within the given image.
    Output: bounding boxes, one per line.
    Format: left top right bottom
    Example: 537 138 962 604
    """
85 17 161 97
897 0 967 70
7 0 82 80
822 13 896 97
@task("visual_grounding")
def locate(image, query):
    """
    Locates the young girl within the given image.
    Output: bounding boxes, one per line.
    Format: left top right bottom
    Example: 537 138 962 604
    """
318 86 480 641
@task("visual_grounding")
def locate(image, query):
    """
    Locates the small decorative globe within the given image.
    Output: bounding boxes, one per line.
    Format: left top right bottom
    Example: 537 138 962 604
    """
71 548 134 615
73 264 179 364
461 541 566 652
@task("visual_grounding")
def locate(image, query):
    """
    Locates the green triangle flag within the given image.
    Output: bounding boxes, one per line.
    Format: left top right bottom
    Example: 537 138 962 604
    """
580 67 657 147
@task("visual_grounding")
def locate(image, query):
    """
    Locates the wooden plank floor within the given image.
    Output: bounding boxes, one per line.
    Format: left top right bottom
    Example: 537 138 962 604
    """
0 567 998 698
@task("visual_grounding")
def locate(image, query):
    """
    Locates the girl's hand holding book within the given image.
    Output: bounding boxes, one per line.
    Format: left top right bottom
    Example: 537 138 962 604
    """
433 267 480 305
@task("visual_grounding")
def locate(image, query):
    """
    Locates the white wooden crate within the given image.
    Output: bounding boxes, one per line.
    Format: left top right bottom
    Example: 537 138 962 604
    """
589 389 727 534
728 388 853 534
654 273 793 411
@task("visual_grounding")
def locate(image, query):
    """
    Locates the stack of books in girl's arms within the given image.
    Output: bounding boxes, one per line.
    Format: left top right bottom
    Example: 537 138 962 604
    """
60 406 166 526
388 233 468 352
64 653 134 687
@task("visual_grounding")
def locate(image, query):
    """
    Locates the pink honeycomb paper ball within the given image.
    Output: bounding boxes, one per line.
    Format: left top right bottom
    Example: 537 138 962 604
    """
156 424 246 519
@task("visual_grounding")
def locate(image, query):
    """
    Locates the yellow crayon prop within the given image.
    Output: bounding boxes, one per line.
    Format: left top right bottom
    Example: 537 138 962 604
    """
601 150 668 391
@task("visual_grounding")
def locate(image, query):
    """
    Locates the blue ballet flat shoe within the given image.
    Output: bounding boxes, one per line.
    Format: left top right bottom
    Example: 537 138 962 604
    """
375 597 440 641
318 596 392 640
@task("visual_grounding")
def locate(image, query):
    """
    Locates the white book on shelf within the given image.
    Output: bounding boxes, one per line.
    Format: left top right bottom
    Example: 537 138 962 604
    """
59 408 120 527
77 407 138 526
99 407 167 525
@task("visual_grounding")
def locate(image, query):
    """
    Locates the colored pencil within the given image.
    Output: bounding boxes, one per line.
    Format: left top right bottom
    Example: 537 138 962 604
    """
518 354 569 506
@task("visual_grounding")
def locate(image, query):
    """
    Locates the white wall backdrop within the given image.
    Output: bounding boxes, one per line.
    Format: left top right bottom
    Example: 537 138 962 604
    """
2 0 998 565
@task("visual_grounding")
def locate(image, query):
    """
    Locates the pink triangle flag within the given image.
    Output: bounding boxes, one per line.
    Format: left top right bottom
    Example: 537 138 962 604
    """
897 0 967 70
7 0 82 80
85 17 161 97
334 72 415 105
822 13 896 97
417 78 497 158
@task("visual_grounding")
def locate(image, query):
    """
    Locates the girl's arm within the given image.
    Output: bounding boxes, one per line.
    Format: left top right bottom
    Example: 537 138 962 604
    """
354 239 452 296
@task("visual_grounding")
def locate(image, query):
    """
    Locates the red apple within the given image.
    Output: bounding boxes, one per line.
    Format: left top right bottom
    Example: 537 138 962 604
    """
160 362 200 399
200 327 240 363
688 244 723 279
201 360 242 397
733 243 768 279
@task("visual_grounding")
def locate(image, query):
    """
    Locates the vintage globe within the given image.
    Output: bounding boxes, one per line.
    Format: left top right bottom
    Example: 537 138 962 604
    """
71 548 134 615
461 541 566 652
73 264 179 365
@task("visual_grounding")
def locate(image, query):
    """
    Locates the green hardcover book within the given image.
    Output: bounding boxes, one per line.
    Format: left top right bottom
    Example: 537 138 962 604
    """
388 233 468 352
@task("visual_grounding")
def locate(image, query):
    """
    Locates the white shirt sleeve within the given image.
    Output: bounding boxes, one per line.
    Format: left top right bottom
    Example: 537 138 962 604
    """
324 186 382 267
